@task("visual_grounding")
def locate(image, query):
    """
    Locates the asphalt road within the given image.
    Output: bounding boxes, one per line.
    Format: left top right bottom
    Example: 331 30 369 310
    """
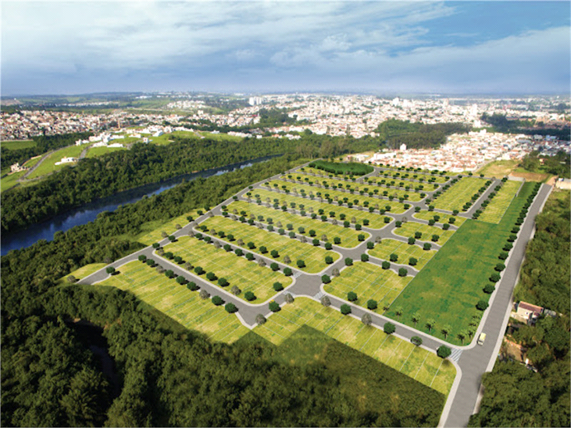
78 162 550 427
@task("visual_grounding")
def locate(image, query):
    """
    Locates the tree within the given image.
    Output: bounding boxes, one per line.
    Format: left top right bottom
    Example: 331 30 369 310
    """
273 282 283 291
283 267 292 276
106 266 116 275
477 300 489 311
441 324 451 339
411 336 423 346
244 291 256 301
340 304 351 315
212 295 224 306
285 293 294 304
321 295 331 307
345 257 353 266
297 259 305 268
66 275 77 284
256 314 266 325
411 312 420 327
347 291 358 301
367 299 378 310
484 284 495 294
384 322 396 334
457 330 467 344
398 268 407 277
425 318 436 333
270 262 279 271
283 255 291 264
231 285 241 295
361 313 372 326
225 303 238 313
321 275 331 284
269 301 280 312
409 257 418 266
437 346 452 359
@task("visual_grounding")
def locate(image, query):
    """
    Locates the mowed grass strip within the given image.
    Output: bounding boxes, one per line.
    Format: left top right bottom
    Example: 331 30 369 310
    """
28 145 85 179
324 262 412 311
85 145 127 159
59 263 107 284
393 221 455 246
387 182 535 345
413 210 466 227
98 261 249 343
368 173 449 185
254 297 456 395
290 173 423 201
368 239 437 270
227 200 368 248
433 177 487 212
161 236 289 302
264 180 407 213
134 210 201 246
252 188 392 229
200 216 339 273
298 166 349 178
479 180 521 224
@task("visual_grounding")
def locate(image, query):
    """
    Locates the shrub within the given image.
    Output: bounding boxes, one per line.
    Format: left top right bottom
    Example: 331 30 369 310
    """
411 336 423 346
345 258 353 266
270 263 279 271
490 273 501 282
437 346 451 359
389 253 398 262
325 242 333 250
408 237 416 245
409 257 418 266
347 291 358 301
244 291 256 301
367 299 378 310
225 303 238 313
325 256 333 264
383 322 396 334
382 261 390 270
495 263 506 272
269 302 281 312
106 267 116 275
476 300 489 311
212 296 224 306
321 275 331 284
218 278 229 287
340 304 351 315
187 282 198 291
283 268 293 276
260 246 268 254
273 282 284 291
483 284 495 294
256 314 267 325
423 243 431 250
398 268 407 277
138 255 147 262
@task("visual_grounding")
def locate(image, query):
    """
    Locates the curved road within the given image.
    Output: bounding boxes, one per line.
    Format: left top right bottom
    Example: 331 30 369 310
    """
78 161 551 427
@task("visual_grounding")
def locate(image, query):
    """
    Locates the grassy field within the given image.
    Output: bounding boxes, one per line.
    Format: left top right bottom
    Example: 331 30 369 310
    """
0 171 25 193
478 180 522 224
299 166 352 178
477 160 519 178
199 131 243 142
200 216 340 274
433 177 488 212
264 180 407 213
252 188 393 230
85 145 127 158
59 263 107 284
98 261 249 343
227 200 369 248
290 173 423 201
386 182 534 345
324 262 412 311
413 210 467 227
133 210 201 245
161 236 290 302
254 297 456 395
368 239 437 270
27 145 85 179
23 156 43 169
0 140 36 150
371 172 450 184
393 221 456 246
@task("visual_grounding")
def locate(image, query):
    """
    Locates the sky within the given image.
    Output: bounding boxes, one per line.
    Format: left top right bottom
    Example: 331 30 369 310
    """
2 0 570 96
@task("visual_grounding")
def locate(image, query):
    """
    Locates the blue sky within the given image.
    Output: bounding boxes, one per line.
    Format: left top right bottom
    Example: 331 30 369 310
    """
2 1 570 95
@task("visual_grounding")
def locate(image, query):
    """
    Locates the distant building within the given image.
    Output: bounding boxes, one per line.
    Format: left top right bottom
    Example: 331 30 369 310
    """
516 301 543 324
55 157 77 165
555 178 571 190
399 143 407 151
10 162 27 173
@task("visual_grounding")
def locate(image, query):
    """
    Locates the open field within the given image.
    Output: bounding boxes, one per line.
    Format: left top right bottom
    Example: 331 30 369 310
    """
477 160 519 178
393 221 455 246
373 171 450 184
324 261 412 311
132 210 201 245
433 177 488 212
85 145 127 158
98 261 249 343
59 263 107 284
199 131 243 142
23 156 43 169
0 140 36 150
27 145 85 179
161 236 289 302
478 180 522 224
0 171 25 193
227 200 369 248
289 173 423 201
413 210 467 227
264 180 407 213
368 239 437 270
299 166 357 179
377 165 456 176
200 216 340 274
252 188 393 229
387 182 534 345
509 171 551 182
254 297 456 395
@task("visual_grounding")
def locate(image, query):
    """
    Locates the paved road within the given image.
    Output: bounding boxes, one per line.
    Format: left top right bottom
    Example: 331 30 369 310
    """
78 161 550 427
19 150 54 180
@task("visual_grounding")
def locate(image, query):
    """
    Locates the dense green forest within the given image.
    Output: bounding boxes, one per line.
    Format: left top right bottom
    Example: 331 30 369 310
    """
2 134 379 235
0 132 92 171
481 113 571 140
469 190 570 427
1 155 443 427
521 151 571 179
309 159 374 176
375 119 470 150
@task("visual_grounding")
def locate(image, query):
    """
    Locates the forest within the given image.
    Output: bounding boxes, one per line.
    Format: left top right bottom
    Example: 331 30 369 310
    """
481 113 571 140
375 119 470 150
0 132 92 171
1 154 443 427
2 134 379 235
469 190 570 427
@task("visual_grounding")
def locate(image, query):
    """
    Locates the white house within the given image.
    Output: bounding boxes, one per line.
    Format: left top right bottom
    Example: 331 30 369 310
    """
55 157 77 165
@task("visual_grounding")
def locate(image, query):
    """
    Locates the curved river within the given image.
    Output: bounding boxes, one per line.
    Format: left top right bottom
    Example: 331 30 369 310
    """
1 155 276 256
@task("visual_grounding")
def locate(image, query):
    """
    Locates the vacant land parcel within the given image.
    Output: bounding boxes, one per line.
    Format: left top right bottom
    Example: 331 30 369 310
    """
433 177 487 212
478 180 521 224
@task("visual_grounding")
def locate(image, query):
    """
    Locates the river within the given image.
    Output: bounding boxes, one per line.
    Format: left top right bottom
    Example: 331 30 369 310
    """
1 155 276 255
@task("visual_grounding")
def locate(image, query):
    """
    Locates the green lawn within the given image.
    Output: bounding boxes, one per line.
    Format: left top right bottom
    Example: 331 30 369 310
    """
252 188 393 229
254 297 456 395
386 182 534 345
161 236 290 303
369 172 449 184
433 177 487 212
324 261 412 312
264 180 407 213
0 140 36 150
200 216 340 274
478 180 521 224
132 210 201 245
23 156 43 169
27 145 85 179
476 160 519 179
199 131 243 142
413 210 467 227
227 200 369 248
289 173 423 201
0 171 25 193
98 261 249 343
368 239 437 270
59 263 107 284
393 221 455 246
85 145 127 158
299 166 353 178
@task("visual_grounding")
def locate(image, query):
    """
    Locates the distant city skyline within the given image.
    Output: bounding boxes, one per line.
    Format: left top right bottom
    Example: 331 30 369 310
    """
2 1 570 96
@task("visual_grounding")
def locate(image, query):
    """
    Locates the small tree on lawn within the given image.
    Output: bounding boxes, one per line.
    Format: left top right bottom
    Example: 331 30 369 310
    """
283 255 291 264
367 299 378 310
384 322 396 334
283 267 292 276
297 260 305 268
395 306 403 318
138 255 147 262
476 300 489 311
256 314 266 325
244 291 256 301
225 303 238 313
490 273 501 283
437 346 452 359
106 267 116 275
382 261 390 270
321 295 332 307
273 282 284 291
347 291 358 301
269 302 280 312
409 257 418 266
321 275 331 284
426 318 436 333
340 304 351 315
285 293 294 304
345 258 353 266
441 325 451 339
408 237 416 245
411 312 420 327
270 263 279 271
457 331 467 344
199 289 210 299
361 313 372 326
231 285 241 295
484 284 495 294
411 336 423 346
398 268 407 277
212 296 224 306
